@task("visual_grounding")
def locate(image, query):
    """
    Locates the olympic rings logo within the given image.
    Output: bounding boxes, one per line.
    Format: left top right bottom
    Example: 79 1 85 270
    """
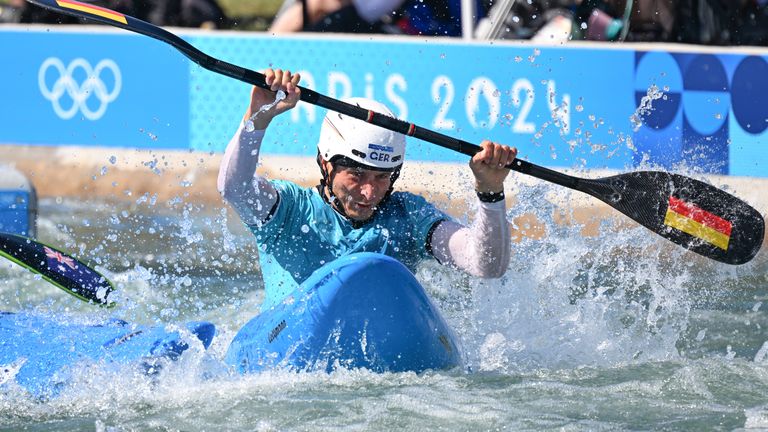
38 57 122 121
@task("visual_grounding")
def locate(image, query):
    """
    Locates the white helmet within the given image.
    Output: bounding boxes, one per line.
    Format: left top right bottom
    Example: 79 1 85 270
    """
317 98 406 171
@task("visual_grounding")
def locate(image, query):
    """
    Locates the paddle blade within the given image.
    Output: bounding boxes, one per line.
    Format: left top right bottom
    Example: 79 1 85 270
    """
27 0 133 27
578 171 764 265
0 232 115 306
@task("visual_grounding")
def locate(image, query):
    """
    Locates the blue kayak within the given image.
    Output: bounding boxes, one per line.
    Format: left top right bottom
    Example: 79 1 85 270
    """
0 313 215 398
225 252 461 373
1 252 460 397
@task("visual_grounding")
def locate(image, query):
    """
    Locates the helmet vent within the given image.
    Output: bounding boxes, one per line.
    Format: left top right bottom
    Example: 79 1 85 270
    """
351 149 366 159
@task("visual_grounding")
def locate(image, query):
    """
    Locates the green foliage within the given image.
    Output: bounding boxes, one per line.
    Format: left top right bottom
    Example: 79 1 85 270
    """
218 0 283 30
218 0 283 18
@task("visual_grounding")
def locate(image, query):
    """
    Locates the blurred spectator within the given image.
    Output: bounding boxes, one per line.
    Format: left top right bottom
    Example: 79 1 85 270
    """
674 0 734 44
486 0 767 46
477 0 576 41
733 0 768 45
622 0 676 41
477 0 673 43
270 0 357 32
10 0 229 28
0 0 23 23
270 0 487 36
6 0 765 46
576 0 676 42
587 0 766 46
139 0 229 29
675 0 767 46
394 0 487 36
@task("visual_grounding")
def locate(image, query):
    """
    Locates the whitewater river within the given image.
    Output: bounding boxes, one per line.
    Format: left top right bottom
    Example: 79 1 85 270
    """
1 184 767 431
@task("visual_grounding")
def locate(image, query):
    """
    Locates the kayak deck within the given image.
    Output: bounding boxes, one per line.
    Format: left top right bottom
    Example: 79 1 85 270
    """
1 253 460 397
0 311 215 398
226 252 461 374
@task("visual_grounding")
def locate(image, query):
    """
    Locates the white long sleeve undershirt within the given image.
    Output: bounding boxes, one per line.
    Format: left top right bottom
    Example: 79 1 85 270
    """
217 125 278 226
429 200 511 278
218 124 511 278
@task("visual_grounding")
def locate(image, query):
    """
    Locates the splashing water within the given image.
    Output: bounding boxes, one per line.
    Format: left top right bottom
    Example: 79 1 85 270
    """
243 90 286 132
630 84 664 132
1 175 766 430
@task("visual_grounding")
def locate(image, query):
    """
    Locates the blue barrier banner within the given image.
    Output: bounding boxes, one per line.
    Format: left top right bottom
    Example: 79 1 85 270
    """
188 36 636 170
0 29 189 149
1 28 766 177
186 35 768 176
633 51 768 176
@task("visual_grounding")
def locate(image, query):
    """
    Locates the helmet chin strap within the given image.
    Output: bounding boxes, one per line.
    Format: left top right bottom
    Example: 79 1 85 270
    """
316 155 399 229
319 162 349 217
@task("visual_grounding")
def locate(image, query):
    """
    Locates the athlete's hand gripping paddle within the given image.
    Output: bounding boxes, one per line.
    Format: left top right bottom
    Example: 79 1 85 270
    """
24 0 766 265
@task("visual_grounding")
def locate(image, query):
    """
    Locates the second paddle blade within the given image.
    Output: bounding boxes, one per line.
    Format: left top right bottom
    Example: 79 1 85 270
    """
0 232 115 306
577 171 764 265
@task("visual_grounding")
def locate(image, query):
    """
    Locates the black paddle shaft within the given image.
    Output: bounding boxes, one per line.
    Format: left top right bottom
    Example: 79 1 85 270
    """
24 0 766 264
21 0 524 169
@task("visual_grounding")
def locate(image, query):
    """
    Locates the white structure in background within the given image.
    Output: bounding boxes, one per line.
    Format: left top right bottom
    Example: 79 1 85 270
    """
472 0 573 43
471 0 515 39
461 0 477 39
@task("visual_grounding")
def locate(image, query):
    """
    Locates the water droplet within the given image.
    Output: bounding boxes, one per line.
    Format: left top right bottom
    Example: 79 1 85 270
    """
301 224 310 233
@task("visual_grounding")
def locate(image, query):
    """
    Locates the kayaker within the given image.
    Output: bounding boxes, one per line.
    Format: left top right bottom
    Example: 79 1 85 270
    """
218 69 517 310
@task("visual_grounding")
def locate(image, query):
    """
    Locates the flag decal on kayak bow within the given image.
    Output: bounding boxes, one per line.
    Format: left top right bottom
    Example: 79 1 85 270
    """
663 196 732 250
55 0 127 24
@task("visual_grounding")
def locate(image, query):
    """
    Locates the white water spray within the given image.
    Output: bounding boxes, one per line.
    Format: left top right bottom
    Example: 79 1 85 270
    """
243 90 287 132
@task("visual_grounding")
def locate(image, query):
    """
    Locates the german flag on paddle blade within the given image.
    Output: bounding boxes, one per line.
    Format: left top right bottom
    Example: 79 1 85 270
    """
54 0 127 24
663 195 732 251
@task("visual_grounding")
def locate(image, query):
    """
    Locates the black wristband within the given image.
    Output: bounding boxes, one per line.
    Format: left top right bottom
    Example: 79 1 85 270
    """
476 190 505 203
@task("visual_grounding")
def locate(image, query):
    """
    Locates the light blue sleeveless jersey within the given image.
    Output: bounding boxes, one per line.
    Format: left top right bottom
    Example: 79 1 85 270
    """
249 180 450 310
